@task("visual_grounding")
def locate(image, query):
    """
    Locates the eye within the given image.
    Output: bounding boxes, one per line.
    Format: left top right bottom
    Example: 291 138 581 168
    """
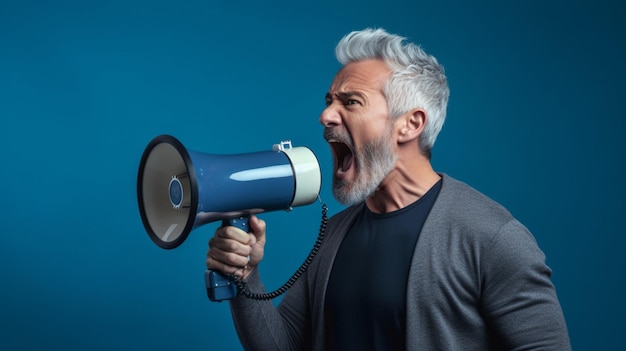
324 93 333 107
346 99 360 105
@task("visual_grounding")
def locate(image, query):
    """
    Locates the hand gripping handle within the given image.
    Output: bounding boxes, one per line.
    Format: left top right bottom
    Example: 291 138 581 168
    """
205 216 249 302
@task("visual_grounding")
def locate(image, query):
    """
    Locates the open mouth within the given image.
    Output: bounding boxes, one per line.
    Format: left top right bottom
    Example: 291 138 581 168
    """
329 141 354 175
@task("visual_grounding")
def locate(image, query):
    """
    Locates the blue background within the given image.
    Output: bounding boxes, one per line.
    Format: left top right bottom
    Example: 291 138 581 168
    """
1 0 624 349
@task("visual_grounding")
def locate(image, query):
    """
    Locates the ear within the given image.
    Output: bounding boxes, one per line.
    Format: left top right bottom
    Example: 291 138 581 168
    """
397 109 426 144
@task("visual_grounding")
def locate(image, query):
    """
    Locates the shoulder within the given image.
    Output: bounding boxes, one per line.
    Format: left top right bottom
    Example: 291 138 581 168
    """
440 174 512 217
435 174 518 236
432 174 543 264
421 174 541 263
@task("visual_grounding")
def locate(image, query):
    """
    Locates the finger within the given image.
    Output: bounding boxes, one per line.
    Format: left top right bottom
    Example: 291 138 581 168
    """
207 247 251 269
210 237 252 257
217 224 252 243
247 233 257 247
249 215 266 243
206 256 247 276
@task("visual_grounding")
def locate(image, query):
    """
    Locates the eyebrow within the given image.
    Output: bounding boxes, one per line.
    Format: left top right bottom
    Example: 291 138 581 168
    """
325 91 366 101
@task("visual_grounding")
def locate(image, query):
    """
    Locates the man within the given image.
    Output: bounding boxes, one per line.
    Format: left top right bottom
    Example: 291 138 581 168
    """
206 28 571 350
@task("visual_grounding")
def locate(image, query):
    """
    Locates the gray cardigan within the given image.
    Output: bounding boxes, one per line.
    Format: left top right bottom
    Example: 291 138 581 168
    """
230 174 571 350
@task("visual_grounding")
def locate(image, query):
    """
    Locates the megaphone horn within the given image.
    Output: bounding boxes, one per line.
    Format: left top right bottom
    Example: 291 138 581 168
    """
137 135 322 250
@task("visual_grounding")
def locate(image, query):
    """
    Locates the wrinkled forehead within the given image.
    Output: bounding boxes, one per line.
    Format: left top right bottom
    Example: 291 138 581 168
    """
329 59 391 93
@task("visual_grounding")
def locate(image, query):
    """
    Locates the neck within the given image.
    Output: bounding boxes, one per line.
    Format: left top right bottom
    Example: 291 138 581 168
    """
365 155 440 214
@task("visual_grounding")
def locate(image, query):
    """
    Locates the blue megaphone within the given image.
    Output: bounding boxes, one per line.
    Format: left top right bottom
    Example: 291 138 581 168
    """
137 135 322 301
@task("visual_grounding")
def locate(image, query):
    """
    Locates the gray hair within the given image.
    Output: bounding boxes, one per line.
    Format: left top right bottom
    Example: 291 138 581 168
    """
335 28 449 158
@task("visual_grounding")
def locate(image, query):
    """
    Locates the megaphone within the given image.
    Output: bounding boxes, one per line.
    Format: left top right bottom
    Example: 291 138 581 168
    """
137 135 322 301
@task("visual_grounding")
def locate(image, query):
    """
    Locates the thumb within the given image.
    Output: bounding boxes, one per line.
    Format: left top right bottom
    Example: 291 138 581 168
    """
248 215 266 245
247 215 266 266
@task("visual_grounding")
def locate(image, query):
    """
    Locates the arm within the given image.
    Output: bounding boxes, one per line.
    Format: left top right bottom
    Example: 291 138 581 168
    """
207 216 311 351
229 268 313 351
480 220 571 350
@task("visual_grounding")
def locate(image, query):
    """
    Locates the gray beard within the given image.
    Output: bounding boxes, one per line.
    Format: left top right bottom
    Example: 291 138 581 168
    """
333 131 397 205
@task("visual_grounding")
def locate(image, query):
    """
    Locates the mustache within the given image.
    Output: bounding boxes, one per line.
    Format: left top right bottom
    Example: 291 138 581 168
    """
323 127 352 145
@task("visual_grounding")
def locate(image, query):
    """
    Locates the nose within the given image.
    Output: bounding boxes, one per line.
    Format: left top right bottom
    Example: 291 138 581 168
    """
319 104 341 127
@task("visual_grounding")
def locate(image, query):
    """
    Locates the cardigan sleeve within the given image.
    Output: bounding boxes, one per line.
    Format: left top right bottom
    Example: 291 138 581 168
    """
227 204 361 351
229 268 312 351
479 219 571 350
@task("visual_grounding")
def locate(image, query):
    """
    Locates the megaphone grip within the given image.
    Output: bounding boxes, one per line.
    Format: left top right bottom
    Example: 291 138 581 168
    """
228 202 328 301
223 216 249 232
205 270 237 302
205 216 250 302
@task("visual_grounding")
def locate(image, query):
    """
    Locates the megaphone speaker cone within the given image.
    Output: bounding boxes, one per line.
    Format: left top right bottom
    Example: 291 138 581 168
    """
137 135 197 249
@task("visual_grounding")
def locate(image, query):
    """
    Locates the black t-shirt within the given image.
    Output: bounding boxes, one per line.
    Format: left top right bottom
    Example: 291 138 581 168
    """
324 179 442 350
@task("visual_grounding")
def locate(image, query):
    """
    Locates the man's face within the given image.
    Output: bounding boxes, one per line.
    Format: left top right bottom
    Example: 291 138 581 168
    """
320 59 397 205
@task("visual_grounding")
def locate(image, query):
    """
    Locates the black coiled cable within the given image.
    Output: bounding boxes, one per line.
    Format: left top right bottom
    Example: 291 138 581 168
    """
230 201 328 300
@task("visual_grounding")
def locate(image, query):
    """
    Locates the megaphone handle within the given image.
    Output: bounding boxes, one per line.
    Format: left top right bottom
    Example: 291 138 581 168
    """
223 216 249 232
205 216 250 302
